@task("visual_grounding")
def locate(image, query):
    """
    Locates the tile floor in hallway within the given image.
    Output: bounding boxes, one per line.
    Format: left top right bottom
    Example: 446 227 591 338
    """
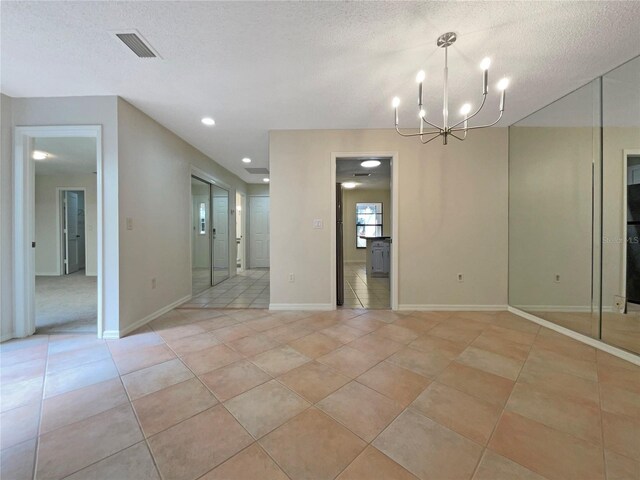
343 263 390 309
1 308 639 480
183 269 270 309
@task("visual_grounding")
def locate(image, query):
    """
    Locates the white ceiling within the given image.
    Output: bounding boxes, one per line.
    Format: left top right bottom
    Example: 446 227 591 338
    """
336 157 391 190
2 2 640 183
33 137 97 176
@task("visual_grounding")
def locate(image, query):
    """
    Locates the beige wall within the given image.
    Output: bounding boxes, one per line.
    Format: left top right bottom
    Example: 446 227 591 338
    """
247 184 269 196
6 95 120 337
0 94 13 340
342 188 390 263
35 174 98 276
270 128 508 309
509 127 595 309
117 98 248 333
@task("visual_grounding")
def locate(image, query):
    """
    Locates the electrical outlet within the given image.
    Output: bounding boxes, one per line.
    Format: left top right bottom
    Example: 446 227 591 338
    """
457 273 464 283
126 217 134 230
554 274 561 283
313 219 323 229
288 273 295 283
151 278 156 289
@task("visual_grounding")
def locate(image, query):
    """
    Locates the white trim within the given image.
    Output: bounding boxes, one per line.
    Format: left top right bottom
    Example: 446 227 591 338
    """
514 305 593 313
269 303 334 311
13 126 104 339
399 304 508 312
105 294 192 339
331 151 399 310
508 306 640 366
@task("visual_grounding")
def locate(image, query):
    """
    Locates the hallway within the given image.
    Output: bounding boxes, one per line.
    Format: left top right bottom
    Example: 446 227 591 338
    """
182 269 270 309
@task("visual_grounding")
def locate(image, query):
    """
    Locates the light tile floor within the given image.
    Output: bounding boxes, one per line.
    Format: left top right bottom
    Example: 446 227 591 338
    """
343 263 390 309
1 308 639 480
183 269 270 309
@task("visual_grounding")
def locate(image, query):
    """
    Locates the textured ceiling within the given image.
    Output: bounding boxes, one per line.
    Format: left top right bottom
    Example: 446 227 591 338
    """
2 1 640 183
33 137 97 176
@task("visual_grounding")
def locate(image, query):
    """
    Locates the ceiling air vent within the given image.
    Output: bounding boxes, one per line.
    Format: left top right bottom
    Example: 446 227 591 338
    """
245 168 270 175
354 173 371 177
111 30 160 58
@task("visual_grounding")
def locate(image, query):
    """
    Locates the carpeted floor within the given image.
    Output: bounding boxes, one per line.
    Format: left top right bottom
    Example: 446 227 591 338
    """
35 271 97 334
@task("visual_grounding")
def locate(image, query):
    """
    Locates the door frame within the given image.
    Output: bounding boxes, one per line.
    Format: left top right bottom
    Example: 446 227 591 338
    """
248 195 270 269
57 187 87 275
330 152 399 310
236 192 247 273
189 166 233 295
621 149 640 305
13 125 103 338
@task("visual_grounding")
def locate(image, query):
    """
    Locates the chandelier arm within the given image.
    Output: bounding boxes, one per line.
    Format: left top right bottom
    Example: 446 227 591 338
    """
449 131 467 141
420 133 443 145
395 125 441 137
449 94 487 130
420 115 442 131
451 110 503 132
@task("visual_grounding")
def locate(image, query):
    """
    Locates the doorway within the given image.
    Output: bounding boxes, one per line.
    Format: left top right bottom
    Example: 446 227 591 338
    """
13 127 103 337
190 174 231 295
332 153 399 310
236 192 246 272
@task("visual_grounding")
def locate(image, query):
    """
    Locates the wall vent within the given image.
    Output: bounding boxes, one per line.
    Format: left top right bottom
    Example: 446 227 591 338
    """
354 173 371 177
111 30 160 58
245 167 270 174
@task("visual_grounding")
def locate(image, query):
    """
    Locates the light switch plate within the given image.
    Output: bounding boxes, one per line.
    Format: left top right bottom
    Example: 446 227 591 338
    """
126 217 133 230
313 219 323 229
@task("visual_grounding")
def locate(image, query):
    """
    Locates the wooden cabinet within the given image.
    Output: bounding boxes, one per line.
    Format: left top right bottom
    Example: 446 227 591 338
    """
364 238 390 277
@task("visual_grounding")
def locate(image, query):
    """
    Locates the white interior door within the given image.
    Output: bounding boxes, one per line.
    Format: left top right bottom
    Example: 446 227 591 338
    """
64 191 80 274
212 186 230 285
250 196 270 268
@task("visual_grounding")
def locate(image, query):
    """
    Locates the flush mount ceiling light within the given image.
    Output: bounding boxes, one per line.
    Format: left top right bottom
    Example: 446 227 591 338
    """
361 160 381 168
392 32 510 145
263 178 270 183
201 117 215 126
32 151 49 160
343 182 358 189
242 157 252 163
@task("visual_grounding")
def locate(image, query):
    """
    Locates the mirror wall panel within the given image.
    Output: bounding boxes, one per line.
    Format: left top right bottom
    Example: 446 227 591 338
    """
192 176 212 295
509 79 601 338
602 57 640 354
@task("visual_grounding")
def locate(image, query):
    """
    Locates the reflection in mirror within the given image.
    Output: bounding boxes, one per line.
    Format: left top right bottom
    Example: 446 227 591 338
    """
602 56 640 354
192 176 211 294
509 80 601 338
212 184 230 285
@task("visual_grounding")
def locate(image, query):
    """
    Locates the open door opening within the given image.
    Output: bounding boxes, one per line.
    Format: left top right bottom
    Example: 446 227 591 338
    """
335 156 393 309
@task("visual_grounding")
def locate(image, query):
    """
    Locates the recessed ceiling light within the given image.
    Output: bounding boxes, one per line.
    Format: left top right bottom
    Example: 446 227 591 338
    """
201 117 215 126
360 160 381 168
343 182 358 189
242 157 252 163
263 178 270 183
32 151 48 160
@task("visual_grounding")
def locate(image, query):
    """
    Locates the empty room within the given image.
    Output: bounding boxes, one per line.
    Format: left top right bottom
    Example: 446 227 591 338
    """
1 2 639 480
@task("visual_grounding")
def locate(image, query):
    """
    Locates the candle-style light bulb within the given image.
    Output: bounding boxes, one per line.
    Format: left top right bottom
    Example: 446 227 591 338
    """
459 103 472 116
416 70 425 108
480 57 491 95
392 97 400 125
497 78 509 111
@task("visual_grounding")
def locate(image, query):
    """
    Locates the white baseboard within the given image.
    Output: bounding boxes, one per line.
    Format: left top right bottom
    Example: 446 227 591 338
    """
398 304 508 312
35 272 61 276
104 294 192 340
269 303 335 311
508 306 640 366
514 305 593 313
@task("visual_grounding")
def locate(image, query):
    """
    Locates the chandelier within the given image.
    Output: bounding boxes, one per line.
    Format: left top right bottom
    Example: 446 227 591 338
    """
392 32 509 145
